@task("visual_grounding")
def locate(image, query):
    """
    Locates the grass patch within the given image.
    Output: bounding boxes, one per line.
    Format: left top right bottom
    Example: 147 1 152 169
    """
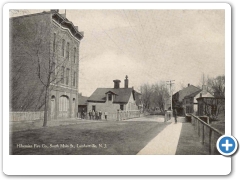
10 121 170 155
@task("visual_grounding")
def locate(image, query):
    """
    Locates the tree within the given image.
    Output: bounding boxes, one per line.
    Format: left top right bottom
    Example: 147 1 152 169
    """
200 98 225 120
139 81 170 112
152 82 169 111
140 83 153 111
207 75 225 98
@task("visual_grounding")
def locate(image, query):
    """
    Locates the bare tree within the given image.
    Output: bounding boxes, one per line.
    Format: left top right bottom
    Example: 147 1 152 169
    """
139 81 170 112
140 83 153 112
197 73 225 98
207 75 225 98
152 82 169 111
200 98 225 120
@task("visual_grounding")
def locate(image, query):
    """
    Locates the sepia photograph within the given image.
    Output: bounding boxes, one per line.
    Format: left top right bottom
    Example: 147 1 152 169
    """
8 7 225 156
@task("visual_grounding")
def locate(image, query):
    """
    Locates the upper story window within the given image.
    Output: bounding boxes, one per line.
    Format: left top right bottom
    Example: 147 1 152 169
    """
120 104 124 110
51 62 56 82
66 42 70 60
61 66 65 84
61 39 65 56
53 33 56 52
74 47 76 63
66 68 70 85
73 71 76 87
108 94 112 101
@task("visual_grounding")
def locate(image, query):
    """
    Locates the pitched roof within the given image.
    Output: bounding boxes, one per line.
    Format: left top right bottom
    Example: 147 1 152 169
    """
174 85 201 101
87 88 134 104
184 90 202 98
184 89 214 99
133 90 142 106
78 95 88 106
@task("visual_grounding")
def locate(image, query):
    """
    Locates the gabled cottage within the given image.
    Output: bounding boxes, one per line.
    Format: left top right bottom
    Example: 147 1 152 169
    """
87 76 140 114
183 85 214 114
172 84 201 115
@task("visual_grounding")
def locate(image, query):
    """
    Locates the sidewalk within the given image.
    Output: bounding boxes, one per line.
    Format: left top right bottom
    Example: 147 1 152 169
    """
137 120 182 155
137 118 209 155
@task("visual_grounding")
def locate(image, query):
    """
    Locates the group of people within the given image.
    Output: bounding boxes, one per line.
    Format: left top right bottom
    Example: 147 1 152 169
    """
87 110 108 120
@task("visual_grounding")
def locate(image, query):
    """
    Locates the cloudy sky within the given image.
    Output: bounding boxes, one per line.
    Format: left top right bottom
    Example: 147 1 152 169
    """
11 9 225 96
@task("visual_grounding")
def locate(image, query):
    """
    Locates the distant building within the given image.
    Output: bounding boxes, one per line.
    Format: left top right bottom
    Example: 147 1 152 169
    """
10 10 84 119
183 85 214 114
172 84 200 115
87 76 141 114
78 93 88 116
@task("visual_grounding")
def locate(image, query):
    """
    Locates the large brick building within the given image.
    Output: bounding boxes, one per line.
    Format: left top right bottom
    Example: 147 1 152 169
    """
10 10 84 119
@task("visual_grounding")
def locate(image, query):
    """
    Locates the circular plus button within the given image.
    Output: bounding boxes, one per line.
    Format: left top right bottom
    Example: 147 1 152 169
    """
216 135 238 156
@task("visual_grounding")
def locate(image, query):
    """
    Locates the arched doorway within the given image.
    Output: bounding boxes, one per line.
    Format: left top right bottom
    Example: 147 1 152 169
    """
72 98 76 118
59 95 69 118
51 95 56 120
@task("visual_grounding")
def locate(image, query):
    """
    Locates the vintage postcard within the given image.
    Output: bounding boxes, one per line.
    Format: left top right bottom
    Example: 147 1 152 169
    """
3 3 232 175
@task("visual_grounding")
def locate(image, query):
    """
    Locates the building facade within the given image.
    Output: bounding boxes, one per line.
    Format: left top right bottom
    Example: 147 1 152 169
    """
10 10 84 120
78 93 88 117
87 76 140 114
172 84 201 115
183 85 214 114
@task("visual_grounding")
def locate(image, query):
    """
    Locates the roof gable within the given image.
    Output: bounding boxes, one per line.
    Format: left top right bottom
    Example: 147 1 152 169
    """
78 95 88 105
88 88 134 103
176 85 201 101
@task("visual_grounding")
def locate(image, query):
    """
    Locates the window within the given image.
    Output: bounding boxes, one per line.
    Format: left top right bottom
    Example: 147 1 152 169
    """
62 39 65 56
92 105 96 112
61 66 65 84
53 33 56 52
108 94 112 101
51 62 56 81
66 42 70 60
73 71 76 87
120 105 124 110
66 68 70 85
59 96 69 111
74 47 76 63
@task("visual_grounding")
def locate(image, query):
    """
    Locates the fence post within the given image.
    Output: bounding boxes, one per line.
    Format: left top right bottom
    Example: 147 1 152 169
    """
198 120 200 136
202 123 204 144
117 110 120 121
209 129 212 154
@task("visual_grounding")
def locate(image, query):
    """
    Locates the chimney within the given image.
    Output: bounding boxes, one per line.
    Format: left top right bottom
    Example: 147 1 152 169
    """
113 80 121 89
188 83 190 87
124 75 129 88
202 85 207 94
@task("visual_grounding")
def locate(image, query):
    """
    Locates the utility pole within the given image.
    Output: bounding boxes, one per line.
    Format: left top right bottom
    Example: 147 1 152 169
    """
166 80 175 111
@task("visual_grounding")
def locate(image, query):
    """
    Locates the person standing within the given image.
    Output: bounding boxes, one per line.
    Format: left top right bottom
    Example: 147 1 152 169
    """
173 108 177 123
95 110 99 120
104 111 108 120
99 111 102 120
92 110 95 120
89 110 92 120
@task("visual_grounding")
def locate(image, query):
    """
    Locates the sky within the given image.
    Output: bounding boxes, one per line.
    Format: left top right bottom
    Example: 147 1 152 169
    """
10 9 225 96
